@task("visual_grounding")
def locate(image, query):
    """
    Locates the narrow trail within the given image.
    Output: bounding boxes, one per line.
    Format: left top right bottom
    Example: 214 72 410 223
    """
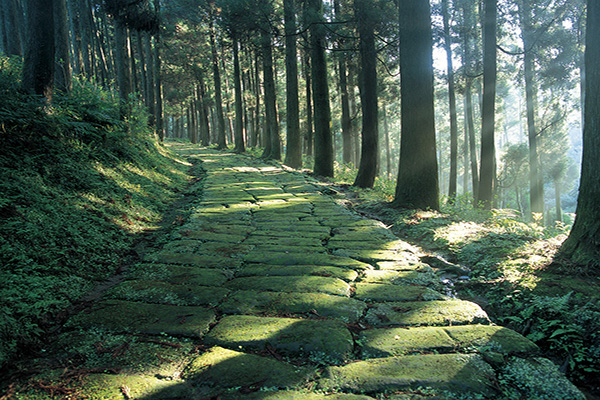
14 146 583 399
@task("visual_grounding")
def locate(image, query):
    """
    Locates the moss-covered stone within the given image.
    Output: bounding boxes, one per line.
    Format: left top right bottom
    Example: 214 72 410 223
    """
359 327 456 357
219 392 376 399
327 239 416 252
192 242 255 256
177 230 248 243
444 325 539 354
179 222 256 236
14 372 198 400
126 263 230 286
68 300 216 337
161 239 201 253
204 315 353 361
219 290 367 322
244 236 323 247
148 252 243 268
364 300 490 326
225 276 351 296
361 270 436 286
354 283 445 302
182 346 314 388
106 280 230 306
334 249 421 263
319 353 497 396
249 244 327 253
376 260 431 271
237 264 359 282
243 252 372 270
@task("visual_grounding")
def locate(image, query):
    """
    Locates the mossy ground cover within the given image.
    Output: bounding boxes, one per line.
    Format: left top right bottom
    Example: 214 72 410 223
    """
0 58 190 370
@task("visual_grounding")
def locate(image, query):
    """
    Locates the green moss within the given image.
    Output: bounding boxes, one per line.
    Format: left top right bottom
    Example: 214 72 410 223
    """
361 270 436 286
354 283 446 302
364 300 490 326
126 263 230 286
225 276 352 296
444 325 539 355
182 346 315 388
147 251 243 269
68 300 216 337
106 280 230 306
360 327 456 357
242 252 372 269
219 290 367 323
237 264 359 282
320 353 497 396
204 315 353 361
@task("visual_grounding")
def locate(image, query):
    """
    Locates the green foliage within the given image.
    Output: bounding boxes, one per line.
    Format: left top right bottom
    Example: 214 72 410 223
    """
0 57 189 367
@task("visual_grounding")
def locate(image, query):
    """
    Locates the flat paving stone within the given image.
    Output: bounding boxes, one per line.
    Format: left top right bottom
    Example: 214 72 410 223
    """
249 229 331 240
106 280 230 306
444 325 539 354
249 244 327 253
243 236 323 247
354 283 446 302
219 392 376 399
69 300 216 337
361 270 436 285
176 230 248 243
364 300 491 326
360 326 459 357
243 252 372 270
376 260 431 271
179 222 256 236
334 249 421 263
319 353 497 396
204 315 353 361
327 239 416 252
126 263 230 286
224 276 352 296
219 290 367 323
237 264 359 282
182 346 314 388
149 252 243 269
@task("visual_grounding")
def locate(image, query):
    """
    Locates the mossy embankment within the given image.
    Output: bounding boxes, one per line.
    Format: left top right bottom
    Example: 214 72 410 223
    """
0 57 191 369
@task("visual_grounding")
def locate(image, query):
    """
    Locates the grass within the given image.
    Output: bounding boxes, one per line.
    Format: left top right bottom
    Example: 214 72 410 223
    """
0 57 192 369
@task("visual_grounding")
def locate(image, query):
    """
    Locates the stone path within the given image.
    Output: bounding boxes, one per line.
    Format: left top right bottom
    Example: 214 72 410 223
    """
18 148 584 399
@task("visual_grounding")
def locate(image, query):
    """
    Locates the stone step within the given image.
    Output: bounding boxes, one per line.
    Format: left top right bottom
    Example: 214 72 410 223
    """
354 283 446 302
224 275 352 297
237 264 359 282
364 300 491 326
219 290 367 323
204 315 353 361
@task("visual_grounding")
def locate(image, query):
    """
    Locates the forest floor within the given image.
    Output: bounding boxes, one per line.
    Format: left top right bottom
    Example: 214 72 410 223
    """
3 144 587 399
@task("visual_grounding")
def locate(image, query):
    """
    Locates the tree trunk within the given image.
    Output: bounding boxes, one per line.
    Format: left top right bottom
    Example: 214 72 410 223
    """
3 0 22 56
383 105 391 179
261 29 281 160
114 21 131 106
231 39 244 152
252 49 261 148
309 0 333 177
519 0 545 221
443 0 459 203
153 0 163 141
143 32 155 126
303 49 313 156
136 31 147 103
78 0 92 77
22 0 54 98
353 0 378 189
560 0 600 267
393 0 439 210
210 20 227 149
283 0 301 168
477 0 497 209
54 0 71 93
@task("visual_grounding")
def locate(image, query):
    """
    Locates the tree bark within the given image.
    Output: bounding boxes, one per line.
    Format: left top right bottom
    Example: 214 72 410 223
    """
393 0 439 210
309 0 333 177
114 21 131 106
353 0 378 189
54 0 71 93
3 0 22 56
261 29 281 160
560 0 600 267
383 105 391 179
443 0 459 203
153 0 163 141
283 0 301 168
303 49 313 156
209 19 227 149
143 32 155 126
22 0 54 99
519 0 545 221
233 39 245 153
477 0 497 209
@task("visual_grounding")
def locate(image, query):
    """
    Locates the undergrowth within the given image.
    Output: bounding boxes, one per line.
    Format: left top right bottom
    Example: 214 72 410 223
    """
0 57 190 368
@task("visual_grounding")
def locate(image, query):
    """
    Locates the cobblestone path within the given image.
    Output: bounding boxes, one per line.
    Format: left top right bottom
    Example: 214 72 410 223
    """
17 147 584 399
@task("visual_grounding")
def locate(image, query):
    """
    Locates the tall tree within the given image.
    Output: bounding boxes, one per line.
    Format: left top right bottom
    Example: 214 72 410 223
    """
353 0 379 188
54 0 72 93
233 39 245 153
393 0 439 210
442 0 459 202
209 18 227 149
559 0 600 267
519 0 544 220
153 0 163 141
22 0 54 98
477 0 497 209
3 0 22 56
283 0 301 168
261 28 281 160
308 0 333 177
